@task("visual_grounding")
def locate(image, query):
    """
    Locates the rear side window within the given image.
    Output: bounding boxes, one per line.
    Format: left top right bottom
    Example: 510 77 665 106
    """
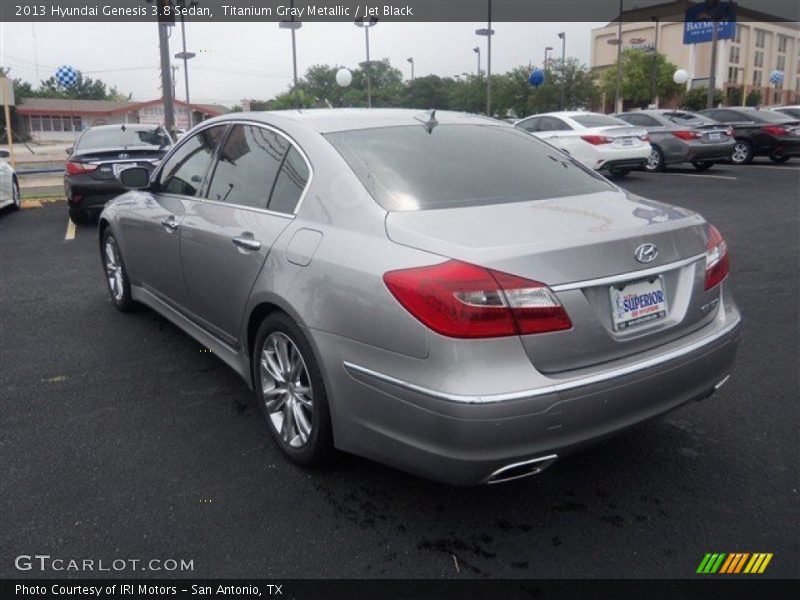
269 147 310 214
159 126 226 197
516 117 539 132
705 110 745 123
325 124 612 211
665 111 718 126
206 125 289 209
538 117 572 131
619 113 660 127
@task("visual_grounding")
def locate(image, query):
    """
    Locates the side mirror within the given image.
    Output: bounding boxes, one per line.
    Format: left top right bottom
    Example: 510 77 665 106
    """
118 166 151 190
65 147 73 156
0 150 9 158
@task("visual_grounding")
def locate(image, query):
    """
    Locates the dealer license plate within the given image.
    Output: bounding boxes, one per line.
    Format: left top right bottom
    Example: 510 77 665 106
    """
621 137 634 146
709 132 721 141
609 277 668 331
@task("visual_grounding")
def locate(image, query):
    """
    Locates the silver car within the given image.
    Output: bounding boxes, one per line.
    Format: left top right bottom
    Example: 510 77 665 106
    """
99 109 742 485
615 110 736 171
0 149 21 211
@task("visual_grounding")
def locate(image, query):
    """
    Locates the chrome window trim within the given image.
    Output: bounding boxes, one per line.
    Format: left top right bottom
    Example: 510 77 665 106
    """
153 118 314 217
343 316 741 405
550 252 706 292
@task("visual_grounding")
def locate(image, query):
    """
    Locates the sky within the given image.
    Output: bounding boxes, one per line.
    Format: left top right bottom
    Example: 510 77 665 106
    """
0 21 603 107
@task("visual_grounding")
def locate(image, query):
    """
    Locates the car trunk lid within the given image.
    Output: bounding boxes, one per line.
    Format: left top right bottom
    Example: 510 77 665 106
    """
386 190 718 373
69 147 167 181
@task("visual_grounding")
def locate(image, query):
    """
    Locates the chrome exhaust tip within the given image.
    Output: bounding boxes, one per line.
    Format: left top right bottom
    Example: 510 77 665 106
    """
484 454 558 485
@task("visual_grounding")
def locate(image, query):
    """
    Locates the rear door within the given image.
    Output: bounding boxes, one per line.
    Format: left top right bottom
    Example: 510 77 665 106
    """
179 123 311 346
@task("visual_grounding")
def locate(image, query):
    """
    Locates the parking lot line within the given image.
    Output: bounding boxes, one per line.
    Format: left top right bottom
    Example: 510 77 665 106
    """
65 218 76 241
660 173 737 181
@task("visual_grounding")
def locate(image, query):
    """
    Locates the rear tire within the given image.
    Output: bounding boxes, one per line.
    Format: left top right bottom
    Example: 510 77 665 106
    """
691 160 715 171
253 312 335 467
69 205 89 225
645 146 665 172
730 140 753 165
769 154 792 164
101 229 135 312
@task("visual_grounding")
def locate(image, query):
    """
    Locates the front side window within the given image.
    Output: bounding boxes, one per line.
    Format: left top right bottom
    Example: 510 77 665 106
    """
159 125 226 197
325 124 612 212
206 125 289 210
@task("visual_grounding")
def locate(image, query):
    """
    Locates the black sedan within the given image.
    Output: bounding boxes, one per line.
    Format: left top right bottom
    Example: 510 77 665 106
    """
65 124 172 224
698 107 800 165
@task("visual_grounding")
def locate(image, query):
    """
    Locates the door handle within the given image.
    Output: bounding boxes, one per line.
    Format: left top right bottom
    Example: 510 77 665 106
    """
232 236 262 251
160 216 178 231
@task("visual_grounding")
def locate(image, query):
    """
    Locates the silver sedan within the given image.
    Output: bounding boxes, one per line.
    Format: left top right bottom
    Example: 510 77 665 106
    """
99 109 741 485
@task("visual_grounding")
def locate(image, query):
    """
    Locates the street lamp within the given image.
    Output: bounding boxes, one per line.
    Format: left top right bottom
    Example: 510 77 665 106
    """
557 32 566 109
475 0 494 116
407 57 415 81
354 16 378 108
279 0 302 108
473 46 481 77
544 46 553 69
174 1 197 129
614 0 624 113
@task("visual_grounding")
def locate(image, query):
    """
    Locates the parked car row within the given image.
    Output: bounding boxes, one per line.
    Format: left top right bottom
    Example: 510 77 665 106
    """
514 106 800 175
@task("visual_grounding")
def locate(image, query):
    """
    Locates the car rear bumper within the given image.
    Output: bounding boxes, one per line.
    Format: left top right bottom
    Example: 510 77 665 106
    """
770 137 800 157
65 176 128 208
590 145 651 172
327 294 742 485
684 140 736 163
599 157 648 172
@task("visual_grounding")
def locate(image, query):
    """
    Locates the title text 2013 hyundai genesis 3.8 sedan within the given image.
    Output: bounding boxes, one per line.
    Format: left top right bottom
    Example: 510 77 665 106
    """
99 109 741 485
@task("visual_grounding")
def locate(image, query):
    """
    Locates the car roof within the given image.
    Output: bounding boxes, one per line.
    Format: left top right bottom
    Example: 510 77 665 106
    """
217 108 501 134
83 123 164 131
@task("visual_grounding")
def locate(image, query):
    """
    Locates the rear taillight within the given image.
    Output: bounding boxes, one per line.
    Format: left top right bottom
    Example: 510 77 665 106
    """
639 134 650 141
762 125 787 136
704 225 729 291
672 130 701 141
66 161 98 176
383 260 572 339
725 127 734 136
580 135 613 145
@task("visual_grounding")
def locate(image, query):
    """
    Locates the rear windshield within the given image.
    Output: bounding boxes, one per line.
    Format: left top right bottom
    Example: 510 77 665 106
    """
743 109 796 123
571 114 628 128
664 111 719 126
77 126 171 150
325 124 612 211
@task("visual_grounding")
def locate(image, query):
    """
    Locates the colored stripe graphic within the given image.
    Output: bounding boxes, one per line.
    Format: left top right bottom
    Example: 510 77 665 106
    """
698 552 773 574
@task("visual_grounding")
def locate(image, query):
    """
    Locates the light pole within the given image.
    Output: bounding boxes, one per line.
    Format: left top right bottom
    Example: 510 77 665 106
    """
557 32 566 109
279 0 302 108
544 46 553 70
473 46 481 76
174 1 197 129
475 0 494 116
614 0 624 113
650 16 660 108
354 16 378 108
707 2 722 109
407 57 414 81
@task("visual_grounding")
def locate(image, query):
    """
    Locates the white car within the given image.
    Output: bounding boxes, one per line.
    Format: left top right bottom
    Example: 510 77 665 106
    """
772 105 800 120
515 111 651 176
0 150 21 210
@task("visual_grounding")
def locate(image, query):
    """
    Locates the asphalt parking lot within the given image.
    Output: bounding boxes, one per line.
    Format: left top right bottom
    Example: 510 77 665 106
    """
1 160 798 579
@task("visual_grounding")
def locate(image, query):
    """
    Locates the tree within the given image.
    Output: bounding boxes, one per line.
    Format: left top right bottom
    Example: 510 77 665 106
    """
682 87 723 111
745 89 762 106
401 75 458 109
3 69 126 101
600 49 682 108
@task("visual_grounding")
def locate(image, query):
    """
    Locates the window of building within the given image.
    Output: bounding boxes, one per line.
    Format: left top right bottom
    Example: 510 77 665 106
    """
754 29 766 48
777 55 786 72
727 66 739 83
729 45 740 64
777 35 787 54
753 70 762 87
734 25 742 44
754 51 764 68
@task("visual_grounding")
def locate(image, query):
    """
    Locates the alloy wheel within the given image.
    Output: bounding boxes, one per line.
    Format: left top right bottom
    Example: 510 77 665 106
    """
260 332 314 448
103 238 124 301
731 142 749 164
646 148 661 171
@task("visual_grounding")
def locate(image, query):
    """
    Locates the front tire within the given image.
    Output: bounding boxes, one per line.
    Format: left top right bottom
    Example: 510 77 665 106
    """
254 312 334 467
645 146 665 172
730 140 753 165
691 160 715 171
769 154 792 164
101 229 135 312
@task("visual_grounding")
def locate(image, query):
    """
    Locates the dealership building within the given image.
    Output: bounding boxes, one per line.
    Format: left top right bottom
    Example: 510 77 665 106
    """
591 0 799 108
14 97 230 142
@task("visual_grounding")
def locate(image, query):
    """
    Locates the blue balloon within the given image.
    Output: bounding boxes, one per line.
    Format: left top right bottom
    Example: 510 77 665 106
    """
528 69 545 87
54 65 79 89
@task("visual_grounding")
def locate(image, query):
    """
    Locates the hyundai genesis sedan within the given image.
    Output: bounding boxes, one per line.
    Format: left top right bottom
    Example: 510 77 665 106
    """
98 109 741 485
